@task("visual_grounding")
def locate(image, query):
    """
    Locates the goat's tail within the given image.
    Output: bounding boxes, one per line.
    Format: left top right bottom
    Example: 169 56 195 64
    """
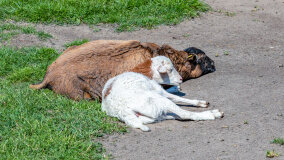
29 80 47 90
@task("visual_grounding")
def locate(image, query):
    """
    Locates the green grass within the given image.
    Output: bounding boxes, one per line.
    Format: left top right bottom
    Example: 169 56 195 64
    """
0 23 52 42
216 9 236 17
0 47 126 159
223 51 229 55
0 0 209 31
64 39 89 48
272 138 284 145
266 150 279 158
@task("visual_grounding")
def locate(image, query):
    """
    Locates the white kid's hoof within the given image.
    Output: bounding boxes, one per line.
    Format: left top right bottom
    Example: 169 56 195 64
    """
198 101 209 108
140 125 150 132
211 109 224 119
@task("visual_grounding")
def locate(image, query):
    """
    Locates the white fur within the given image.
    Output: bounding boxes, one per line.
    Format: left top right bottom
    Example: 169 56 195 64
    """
101 56 223 131
151 56 182 85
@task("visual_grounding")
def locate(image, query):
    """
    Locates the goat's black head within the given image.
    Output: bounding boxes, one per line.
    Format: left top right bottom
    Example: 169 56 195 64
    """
184 47 216 76
158 45 215 81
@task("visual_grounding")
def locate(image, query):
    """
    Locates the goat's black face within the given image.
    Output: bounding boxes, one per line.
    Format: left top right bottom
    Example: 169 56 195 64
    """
184 47 216 75
197 55 216 74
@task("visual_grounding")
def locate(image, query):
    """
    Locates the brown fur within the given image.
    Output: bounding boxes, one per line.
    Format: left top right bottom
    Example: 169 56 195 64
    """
130 59 153 79
189 65 203 78
103 82 113 99
83 92 91 99
30 40 212 101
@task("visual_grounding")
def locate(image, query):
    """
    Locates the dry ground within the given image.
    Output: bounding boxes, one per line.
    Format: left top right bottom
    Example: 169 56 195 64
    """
3 0 284 159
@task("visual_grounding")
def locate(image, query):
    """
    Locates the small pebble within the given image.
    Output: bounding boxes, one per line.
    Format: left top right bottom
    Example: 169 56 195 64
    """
277 113 283 116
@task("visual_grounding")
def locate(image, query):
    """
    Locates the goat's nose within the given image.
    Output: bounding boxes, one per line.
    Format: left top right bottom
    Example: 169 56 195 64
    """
180 77 183 81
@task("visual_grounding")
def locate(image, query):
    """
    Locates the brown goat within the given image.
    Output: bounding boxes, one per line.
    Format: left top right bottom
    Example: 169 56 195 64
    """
30 40 215 101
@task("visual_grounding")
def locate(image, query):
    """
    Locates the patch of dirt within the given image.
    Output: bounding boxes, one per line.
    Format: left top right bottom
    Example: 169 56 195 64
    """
8 34 43 48
5 0 284 159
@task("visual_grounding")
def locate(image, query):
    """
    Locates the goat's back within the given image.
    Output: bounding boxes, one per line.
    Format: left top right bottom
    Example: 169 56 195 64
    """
101 72 165 119
31 40 155 100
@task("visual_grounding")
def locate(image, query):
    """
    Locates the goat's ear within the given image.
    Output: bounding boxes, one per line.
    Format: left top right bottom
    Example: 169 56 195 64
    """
158 66 167 73
158 60 167 73
187 53 197 62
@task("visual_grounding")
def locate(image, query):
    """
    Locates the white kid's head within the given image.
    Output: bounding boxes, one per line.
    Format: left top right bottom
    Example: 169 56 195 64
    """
151 56 183 85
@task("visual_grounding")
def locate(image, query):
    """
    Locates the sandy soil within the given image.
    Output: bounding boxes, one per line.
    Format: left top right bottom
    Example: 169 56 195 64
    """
4 0 284 159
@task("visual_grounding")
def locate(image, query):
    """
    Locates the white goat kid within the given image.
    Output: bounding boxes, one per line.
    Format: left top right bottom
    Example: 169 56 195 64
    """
101 56 223 132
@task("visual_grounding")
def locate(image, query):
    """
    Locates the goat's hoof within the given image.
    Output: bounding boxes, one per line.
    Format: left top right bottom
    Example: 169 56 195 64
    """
198 101 209 108
206 102 210 106
220 111 224 118
140 125 150 132
211 109 224 119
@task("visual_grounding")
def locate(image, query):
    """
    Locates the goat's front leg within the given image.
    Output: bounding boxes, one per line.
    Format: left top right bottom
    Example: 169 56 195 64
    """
162 90 209 107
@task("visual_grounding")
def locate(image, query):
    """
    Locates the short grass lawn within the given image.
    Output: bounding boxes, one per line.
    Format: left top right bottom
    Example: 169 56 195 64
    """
0 47 126 159
0 0 209 31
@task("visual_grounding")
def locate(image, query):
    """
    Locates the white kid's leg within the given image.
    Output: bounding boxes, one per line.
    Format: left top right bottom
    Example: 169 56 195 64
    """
164 99 224 120
123 114 150 132
163 114 177 120
138 115 156 124
162 90 209 108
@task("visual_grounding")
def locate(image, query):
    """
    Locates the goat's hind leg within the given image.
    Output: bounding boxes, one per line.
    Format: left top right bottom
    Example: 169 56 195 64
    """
164 99 223 120
123 112 150 132
77 77 102 100
138 115 156 124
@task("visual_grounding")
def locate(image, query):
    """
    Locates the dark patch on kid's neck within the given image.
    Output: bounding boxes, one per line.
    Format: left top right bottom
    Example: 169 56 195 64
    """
130 59 153 79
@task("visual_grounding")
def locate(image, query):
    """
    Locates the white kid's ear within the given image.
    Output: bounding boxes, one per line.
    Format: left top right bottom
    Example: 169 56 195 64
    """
158 60 167 73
